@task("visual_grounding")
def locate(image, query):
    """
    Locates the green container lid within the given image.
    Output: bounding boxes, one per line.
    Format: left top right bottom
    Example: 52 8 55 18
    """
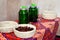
20 6 27 10
31 3 37 7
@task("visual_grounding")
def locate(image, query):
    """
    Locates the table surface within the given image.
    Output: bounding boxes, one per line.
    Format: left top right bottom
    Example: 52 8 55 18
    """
0 18 59 40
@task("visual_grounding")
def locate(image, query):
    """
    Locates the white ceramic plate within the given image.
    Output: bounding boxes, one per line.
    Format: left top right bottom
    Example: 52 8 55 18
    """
0 21 18 33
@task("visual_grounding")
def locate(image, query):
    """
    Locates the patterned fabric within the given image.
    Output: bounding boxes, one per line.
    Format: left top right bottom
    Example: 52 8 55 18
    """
0 33 7 40
0 17 59 40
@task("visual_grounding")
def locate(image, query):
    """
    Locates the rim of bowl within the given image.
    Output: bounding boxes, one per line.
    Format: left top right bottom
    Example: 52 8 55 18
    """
0 21 18 28
13 24 36 33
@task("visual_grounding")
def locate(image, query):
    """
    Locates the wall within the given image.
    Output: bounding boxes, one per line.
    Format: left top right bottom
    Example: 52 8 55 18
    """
7 0 30 21
7 0 20 20
0 0 7 21
55 0 60 17
0 0 60 21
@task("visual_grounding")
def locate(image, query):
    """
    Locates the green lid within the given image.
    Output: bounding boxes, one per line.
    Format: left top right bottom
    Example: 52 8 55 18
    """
20 6 27 10
31 3 37 7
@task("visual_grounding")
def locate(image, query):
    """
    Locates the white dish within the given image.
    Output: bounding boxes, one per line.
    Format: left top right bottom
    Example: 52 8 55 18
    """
42 10 57 20
0 21 18 33
13 24 36 38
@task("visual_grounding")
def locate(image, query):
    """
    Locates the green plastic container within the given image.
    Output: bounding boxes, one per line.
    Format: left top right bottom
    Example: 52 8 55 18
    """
19 6 29 24
29 3 38 22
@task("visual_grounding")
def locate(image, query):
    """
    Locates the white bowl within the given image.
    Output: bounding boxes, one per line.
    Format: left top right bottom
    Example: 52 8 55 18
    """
0 21 18 33
42 10 57 20
13 24 36 38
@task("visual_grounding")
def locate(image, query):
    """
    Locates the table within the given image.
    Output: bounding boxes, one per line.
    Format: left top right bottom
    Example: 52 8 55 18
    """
0 18 59 40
